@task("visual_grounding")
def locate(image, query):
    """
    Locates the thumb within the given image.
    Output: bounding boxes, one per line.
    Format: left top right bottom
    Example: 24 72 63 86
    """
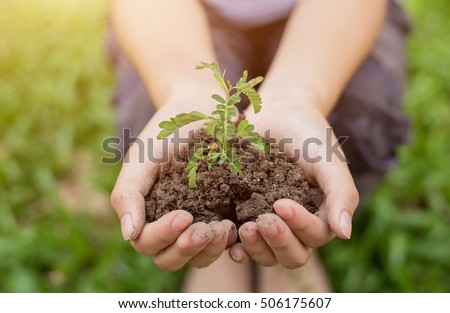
313 160 359 240
111 187 146 241
325 183 359 240
111 145 160 241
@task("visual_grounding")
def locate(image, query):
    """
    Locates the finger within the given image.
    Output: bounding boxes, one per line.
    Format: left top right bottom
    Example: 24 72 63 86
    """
239 222 277 266
130 210 193 256
310 150 359 240
188 221 229 268
325 181 359 240
256 214 312 269
111 141 161 240
229 243 251 264
111 186 148 241
274 199 334 248
153 222 213 272
221 219 238 247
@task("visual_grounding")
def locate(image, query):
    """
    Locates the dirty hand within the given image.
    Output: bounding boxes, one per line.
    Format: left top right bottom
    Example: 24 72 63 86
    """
111 88 238 272
229 94 359 268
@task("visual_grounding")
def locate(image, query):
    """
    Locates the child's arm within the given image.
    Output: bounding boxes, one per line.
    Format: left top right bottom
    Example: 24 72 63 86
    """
111 0 235 272
262 0 387 114
235 0 387 267
111 0 218 107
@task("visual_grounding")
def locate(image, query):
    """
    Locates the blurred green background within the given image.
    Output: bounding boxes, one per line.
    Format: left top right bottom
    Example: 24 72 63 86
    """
0 0 449 292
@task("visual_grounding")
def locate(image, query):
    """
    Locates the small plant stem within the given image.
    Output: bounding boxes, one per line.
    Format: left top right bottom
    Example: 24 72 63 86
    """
220 83 230 157
157 62 265 188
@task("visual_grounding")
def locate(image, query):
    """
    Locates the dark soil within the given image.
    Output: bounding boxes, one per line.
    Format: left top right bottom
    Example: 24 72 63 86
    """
145 129 321 228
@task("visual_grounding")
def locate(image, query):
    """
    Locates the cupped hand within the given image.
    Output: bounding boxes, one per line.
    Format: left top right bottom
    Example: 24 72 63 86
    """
230 95 359 268
111 86 238 272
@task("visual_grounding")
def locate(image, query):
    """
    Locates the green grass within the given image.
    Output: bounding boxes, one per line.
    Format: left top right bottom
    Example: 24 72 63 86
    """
0 0 183 292
0 0 449 292
320 0 450 292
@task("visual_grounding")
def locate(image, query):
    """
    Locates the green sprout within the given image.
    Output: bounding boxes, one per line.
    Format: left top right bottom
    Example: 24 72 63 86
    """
157 62 266 188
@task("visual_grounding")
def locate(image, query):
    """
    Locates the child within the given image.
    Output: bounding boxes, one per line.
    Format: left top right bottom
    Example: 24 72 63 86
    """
108 0 410 292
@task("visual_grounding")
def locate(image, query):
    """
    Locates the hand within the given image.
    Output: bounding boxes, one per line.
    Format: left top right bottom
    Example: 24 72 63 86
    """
111 85 238 272
229 94 359 268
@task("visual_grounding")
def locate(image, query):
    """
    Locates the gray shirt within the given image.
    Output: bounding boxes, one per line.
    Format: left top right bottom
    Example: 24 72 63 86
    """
202 0 297 27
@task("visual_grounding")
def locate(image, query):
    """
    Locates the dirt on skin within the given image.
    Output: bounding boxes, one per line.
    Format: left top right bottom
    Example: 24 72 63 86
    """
145 129 321 228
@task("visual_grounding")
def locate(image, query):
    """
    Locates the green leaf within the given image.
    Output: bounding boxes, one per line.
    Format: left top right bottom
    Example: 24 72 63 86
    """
242 89 262 114
187 158 197 170
159 121 178 131
189 111 209 120
236 120 256 138
226 129 235 139
228 106 238 117
156 111 207 139
194 148 205 158
187 160 198 188
226 122 235 136
208 152 220 160
218 154 227 165
212 110 224 116
156 129 175 140
249 139 266 153
227 147 238 158
236 70 248 88
196 62 226 89
212 94 225 104
235 74 263 113
229 92 241 106
195 61 218 72
172 111 208 126
204 118 218 137
236 120 267 153
236 119 249 134
228 159 242 175
238 82 250 90
241 70 248 84
247 76 264 88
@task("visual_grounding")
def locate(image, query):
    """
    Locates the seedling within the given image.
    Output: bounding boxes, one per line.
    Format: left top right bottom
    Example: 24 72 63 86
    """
156 62 266 188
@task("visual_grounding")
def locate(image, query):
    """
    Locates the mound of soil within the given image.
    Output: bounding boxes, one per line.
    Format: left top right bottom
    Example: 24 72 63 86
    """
145 129 321 228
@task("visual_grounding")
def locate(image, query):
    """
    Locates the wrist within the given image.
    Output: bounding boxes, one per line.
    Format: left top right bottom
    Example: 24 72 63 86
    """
149 74 221 111
258 63 338 116
258 83 328 117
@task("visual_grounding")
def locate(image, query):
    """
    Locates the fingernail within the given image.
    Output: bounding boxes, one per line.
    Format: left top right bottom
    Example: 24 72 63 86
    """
257 215 279 238
210 222 226 244
231 248 244 262
278 203 294 220
120 213 135 241
242 226 258 244
211 231 226 244
192 225 213 245
264 224 279 238
171 213 191 232
339 210 352 239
